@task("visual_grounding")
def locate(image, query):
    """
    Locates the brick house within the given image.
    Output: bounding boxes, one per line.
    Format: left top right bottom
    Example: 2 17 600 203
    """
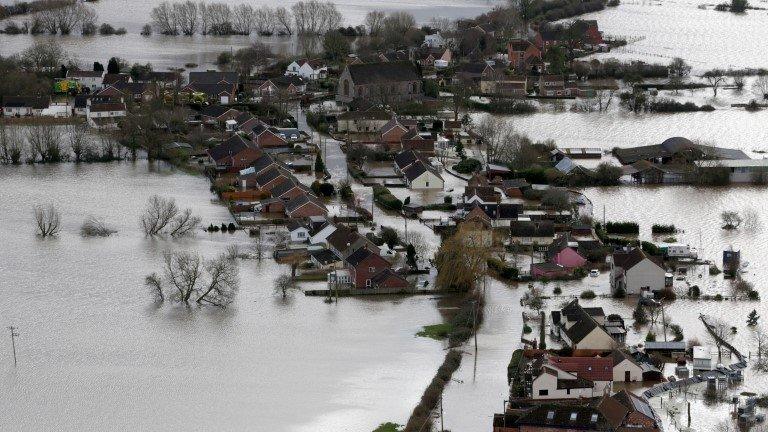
598 390 661 432
337 108 392 134
270 178 312 200
547 235 588 268
369 268 408 289
337 62 423 104
285 193 328 218
253 167 293 193
380 117 417 144
507 39 541 73
249 124 289 148
345 247 392 288
207 134 260 171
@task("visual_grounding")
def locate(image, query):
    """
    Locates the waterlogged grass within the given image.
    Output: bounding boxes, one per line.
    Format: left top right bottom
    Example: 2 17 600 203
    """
416 323 453 340
372 422 403 432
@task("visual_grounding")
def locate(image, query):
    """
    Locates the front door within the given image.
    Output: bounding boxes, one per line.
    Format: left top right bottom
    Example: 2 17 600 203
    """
624 370 631 382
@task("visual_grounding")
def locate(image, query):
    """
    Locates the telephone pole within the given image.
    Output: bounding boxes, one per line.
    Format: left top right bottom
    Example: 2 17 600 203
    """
8 326 18 366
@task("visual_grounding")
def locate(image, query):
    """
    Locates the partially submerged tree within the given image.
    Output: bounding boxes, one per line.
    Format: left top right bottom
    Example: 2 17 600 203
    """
703 69 726 97
274 274 299 299
720 210 742 229
80 217 116 237
140 195 200 236
34 204 61 237
753 75 768 100
145 251 239 306
435 225 490 291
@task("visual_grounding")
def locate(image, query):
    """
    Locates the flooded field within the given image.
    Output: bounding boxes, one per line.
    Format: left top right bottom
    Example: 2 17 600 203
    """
0 161 451 432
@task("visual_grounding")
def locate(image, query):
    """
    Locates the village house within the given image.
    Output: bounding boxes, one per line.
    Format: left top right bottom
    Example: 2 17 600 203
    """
459 206 494 247
102 73 131 88
501 178 531 198
254 167 294 193
493 405 608 432
380 117 418 144
539 75 574 97
551 300 618 352
239 154 281 187
207 134 261 172
401 130 436 154
423 32 445 48
509 220 555 247
367 268 409 290
270 178 312 201
507 39 542 73
534 355 614 396
248 124 289 148
1 96 50 117
546 235 588 269
394 150 443 190
189 71 239 86
597 390 662 432
528 358 608 400
337 62 423 104
416 47 452 69
99 82 156 102
695 159 768 184
66 69 105 92
345 247 394 289
611 349 644 383
285 58 328 80
310 248 343 270
622 160 692 184
610 247 666 296
85 98 126 120
255 75 307 98
336 108 392 134
183 82 237 104
286 219 311 242
200 105 242 126
309 221 337 246
326 225 380 260
284 193 328 218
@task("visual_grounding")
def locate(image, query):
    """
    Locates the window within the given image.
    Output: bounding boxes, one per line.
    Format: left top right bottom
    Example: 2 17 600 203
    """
570 413 577 422
343 80 349 97
546 411 555 420
369 266 375 273
297 232 306 238
365 279 372 287
425 182 430 187
538 389 548 396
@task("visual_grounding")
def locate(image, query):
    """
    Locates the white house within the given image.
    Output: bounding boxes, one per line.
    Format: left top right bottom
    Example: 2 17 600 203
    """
531 366 595 400
310 223 337 246
285 59 328 80
287 220 311 243
403 161 444 190
611 350 644 383
423 32 445 48
2 96 49 117
67 69 105 92
610 247 666 296
86 100 127 120
552 300 618 351
695 159 768 184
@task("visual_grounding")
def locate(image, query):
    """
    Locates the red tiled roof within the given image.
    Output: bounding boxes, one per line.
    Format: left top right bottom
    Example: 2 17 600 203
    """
548 356 613 382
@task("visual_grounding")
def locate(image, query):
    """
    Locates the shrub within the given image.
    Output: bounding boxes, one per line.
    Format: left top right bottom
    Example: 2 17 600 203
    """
99 23 116 35
606 221 639 235
523 324 532 334
613 287 626 299
141 24 152 36
652 224 676 234
709 265 721 275
748 290 760 300
688 285 701 298
553 287 562 295
580 290 596 299
228 222 236 231
444 195 453 204
714 294 724 301
372 185 403 211
670 324 684 341
453 158 482 174
645 331 656 342
318 182 335 197
573 267 588 278
641 241 661 256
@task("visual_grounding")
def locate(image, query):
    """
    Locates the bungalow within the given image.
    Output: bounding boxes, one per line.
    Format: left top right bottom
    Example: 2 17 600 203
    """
254 167 294 193
610 247 666 295
200 105 242 125
400 130 435 154
494 405 608 432
102 73 131 88
337 62 423 104
463 186 500 204
249 124 289 148
326 225 379 259
380 116 418 144
539 75 573 97
270 178 312 200
286 219 311 242
345 247 392 289
530 262 570 279
285 58 328 80
183 82 237 104
2 96 49 117
551 300 618 351
509 220 555 247
695 159 768 184
403 160 444 190
502 178 531 198
369 268 409 290
99 82 156 102
189 71 239 86
139 71 181 88
207 135 261 171
285 193 328 218
623 160 692 184
66 69 104 92
544 355 613 394
547 235 587 268
86 100 127 120
336 108 392 134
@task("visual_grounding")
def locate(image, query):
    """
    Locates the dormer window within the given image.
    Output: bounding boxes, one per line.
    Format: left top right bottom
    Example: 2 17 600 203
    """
570 413 577 422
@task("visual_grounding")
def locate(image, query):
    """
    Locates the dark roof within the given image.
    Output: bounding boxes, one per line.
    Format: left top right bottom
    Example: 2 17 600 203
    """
559 300 605 345
256 166 291 187
327 225 361 252
271 178 310 198
346 62 421 85
310 248 339 265
208 135 254 162
515 405 606 431
251 153 277 173
272 75 306 87
3 96 49 109
286 219 308 231
102 73 131 85
510 220 555 237
394 149 424 170
186 82 235 97
67 69 103 78
285 193 326 213
370 268 407 285
456 62 491 75
189 71 239 85
338 108 391 121
89 102 126 113
346 247 375 266
614 138 749 165
201 105 238 118
612 248 663 271
502 178 530 189
508 39 535 52
609 391 659 427
112 81 153 94
403 161 441 182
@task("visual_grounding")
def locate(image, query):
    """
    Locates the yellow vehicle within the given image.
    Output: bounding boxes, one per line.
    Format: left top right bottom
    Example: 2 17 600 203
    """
53 79 82 95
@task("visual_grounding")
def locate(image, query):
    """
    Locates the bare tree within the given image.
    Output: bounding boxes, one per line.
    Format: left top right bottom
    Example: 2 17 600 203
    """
292 0 339 34
147 251 239 306
27 124 62 163
754 328 768 370
274 7 292 35
274 274 299 299
435 224 490 291
254 5 275 35
703 69 726 97
705 317 734 361
168 208 201 236
67 123 89 162
175 0 198 35
141 195 179 235
198 1 210 34
151 1 179 35
365 10 385 35
34 204 61 237
207 2 233 35
232 4 254 35
19 40 66 72
721 210 743 229
80 216 116 237
753 75 768 100
0 123 23 164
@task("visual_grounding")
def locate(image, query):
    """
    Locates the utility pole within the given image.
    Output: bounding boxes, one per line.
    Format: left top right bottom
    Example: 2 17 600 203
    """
8 326 18 366
440 393 444 432
602 204 606 227
404 213 409 244
471 300 478 353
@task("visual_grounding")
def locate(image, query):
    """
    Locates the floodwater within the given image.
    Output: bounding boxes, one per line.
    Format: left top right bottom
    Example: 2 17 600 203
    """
0 161 452 432
0 0 497 70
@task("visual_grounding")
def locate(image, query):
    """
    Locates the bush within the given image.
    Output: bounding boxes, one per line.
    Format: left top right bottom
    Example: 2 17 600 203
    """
641 241 661 256
714 294 724 301
3 21 26 34
688 285 701 298
709 265 721 275
444 195 453 204
318 182 335 197
372 185 403 211
553 287 562 295
487 258 519 280
748 290 760 300
523 324 532 334
645 331 657 342
453 158 482 174
605 221 639 235
141 24 152 36
580 290 596 299
652 224 676 234
613 287 626 299
670 324 684 341
99 23 116 35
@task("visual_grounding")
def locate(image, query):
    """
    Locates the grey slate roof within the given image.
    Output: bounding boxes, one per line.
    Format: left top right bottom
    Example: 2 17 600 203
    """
347 62 421 86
